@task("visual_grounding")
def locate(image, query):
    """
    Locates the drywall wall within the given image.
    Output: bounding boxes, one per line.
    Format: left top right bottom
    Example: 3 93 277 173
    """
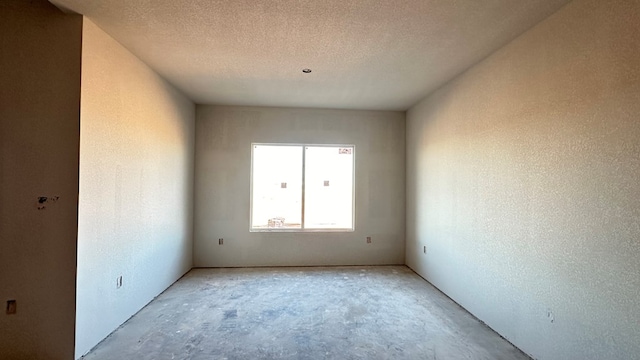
0 1 82 359
406 0 640 359
75 19 195 358
194 106 405 267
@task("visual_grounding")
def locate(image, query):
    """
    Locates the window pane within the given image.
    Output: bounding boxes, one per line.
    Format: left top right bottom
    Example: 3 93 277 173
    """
251 145 302 229
304 146 354 229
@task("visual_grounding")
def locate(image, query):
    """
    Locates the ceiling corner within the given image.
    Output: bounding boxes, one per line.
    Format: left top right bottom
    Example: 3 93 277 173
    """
48 0 79 15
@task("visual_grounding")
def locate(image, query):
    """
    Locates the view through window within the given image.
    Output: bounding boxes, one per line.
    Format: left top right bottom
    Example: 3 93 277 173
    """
251 144 354 231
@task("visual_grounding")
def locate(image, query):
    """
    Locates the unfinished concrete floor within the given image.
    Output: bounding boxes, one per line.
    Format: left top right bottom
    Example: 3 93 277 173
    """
82 266 530 360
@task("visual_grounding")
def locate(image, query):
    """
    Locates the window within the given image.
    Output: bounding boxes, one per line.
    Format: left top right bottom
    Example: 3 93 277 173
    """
251 144 354 231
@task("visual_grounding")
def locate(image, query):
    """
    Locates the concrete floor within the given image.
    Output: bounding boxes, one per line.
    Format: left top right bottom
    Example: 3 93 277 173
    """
82 266 530 360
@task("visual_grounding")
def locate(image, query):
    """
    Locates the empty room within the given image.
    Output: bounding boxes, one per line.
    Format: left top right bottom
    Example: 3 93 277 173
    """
1 0 638 359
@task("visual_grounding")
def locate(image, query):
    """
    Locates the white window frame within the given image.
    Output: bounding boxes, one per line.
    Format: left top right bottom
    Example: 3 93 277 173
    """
250 143 355 232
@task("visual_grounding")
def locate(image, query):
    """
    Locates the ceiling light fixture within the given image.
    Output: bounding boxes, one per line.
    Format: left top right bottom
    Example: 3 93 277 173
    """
302 68 312 73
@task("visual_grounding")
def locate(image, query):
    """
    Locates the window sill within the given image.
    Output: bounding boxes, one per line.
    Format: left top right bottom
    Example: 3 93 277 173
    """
250 228 355 233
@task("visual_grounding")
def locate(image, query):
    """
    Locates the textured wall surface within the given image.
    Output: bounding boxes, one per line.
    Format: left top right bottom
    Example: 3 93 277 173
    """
406 0 640 359
75 19 195 359
0 1 82 359
195 106 405 267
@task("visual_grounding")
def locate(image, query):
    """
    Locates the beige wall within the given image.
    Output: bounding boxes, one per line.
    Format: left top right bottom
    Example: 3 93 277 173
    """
75 19 195 358
406 0 640 359
195 106 405 267
0 1 83 359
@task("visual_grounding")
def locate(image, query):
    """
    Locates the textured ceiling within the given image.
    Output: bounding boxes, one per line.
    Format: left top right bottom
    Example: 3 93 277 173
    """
51 0 571 110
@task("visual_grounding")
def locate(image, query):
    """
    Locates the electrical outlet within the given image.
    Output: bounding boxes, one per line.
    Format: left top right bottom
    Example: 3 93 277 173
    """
219 238 224 245
116 276 123 289
6 300 16 315
366 237 372 244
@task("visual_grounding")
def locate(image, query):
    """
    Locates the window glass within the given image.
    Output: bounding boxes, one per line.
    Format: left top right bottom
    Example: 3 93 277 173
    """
304 146 354 229
251 145 303 229
251 144 354 231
